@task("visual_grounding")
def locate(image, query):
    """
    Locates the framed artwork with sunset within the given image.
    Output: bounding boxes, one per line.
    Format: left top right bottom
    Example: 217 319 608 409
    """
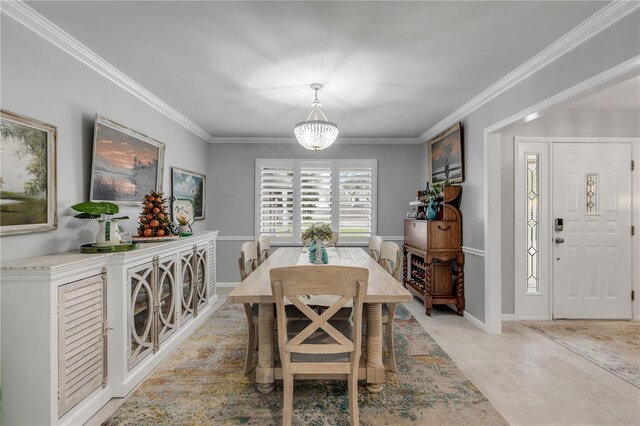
428 122 464 184
90 115 165 204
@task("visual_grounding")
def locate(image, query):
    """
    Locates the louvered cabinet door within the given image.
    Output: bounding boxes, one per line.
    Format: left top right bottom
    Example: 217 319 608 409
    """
58 273 107 417
156 256 177 344
194 246 208 314
128 263 154 369
180 249 195 323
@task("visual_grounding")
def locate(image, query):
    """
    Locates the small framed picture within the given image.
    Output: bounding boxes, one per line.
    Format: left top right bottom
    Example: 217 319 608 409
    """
1 110 57 235
428 122 464 184
171 198 195 225
171 167 206 220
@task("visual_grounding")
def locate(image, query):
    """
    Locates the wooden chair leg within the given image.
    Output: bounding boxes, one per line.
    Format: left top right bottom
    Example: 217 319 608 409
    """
243 304 255 375
348 371 359 426
283 373 294 426
386 303 397 373
254 323 259 350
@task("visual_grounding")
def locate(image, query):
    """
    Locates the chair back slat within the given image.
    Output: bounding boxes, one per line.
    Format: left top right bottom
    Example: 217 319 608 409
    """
327 232 339 248
368 236 383 261
257 236 271 264
379 241 401 281
239 241 258 280
286 294 354 349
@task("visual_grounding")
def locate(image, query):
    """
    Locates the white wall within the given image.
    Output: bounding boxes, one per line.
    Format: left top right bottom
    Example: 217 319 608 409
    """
208 142 422 282
0 16 211 262
501 109 640 314
453 11 639 322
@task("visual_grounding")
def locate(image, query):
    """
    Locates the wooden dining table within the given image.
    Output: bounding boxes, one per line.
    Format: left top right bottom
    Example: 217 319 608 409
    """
227 246 413 394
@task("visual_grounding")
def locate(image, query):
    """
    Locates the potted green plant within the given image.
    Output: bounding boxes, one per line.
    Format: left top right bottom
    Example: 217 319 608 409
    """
176 214 192 236
71 201 129 246
424 180 452 220
301 223 334 264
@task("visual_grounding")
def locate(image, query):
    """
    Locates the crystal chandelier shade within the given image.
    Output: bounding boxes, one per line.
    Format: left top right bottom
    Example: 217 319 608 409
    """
294 84 339 150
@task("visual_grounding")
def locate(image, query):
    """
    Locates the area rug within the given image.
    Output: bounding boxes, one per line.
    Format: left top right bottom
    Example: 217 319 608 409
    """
523 320 640 388
104 303 506 425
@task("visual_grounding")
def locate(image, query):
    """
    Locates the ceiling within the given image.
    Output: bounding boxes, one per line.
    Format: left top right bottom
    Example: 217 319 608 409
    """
569 76 640 110
26 1 607 139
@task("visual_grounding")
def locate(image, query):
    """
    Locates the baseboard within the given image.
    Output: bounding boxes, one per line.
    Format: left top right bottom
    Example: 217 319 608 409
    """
217 282 239 288
502 314 516 321
463 311 487 332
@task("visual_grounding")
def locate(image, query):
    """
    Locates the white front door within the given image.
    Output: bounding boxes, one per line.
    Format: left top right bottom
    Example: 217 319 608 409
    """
553 142 632 319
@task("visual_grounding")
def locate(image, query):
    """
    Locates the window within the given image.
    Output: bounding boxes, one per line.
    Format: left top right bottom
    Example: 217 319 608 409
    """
256 159 377 244
525 153 540 295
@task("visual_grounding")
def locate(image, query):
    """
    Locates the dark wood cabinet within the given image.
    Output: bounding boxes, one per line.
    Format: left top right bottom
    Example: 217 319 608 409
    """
403 186 465 316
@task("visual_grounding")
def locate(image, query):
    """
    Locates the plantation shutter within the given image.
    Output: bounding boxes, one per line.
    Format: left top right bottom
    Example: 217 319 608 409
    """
339 162 375 239
258 163 294 241
256 159 376 244
300 164 333 233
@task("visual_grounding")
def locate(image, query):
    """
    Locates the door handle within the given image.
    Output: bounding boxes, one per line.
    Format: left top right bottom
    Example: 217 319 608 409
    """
554 237 565 244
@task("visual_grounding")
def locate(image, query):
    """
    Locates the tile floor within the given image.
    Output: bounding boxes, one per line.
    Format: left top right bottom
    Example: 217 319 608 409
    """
87 288 639 425
403 300 640 426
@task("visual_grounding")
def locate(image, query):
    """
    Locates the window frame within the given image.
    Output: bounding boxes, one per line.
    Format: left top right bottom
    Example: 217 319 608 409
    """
255 158 378 245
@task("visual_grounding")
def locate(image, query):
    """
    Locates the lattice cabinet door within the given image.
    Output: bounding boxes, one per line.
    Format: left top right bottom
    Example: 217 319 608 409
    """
180 249 196 323
156 256 177 345
58 271 107 417
127 262 155 369
194 245 208 315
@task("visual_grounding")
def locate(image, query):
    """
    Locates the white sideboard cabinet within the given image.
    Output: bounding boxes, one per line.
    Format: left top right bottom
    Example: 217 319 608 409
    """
1 231 218 426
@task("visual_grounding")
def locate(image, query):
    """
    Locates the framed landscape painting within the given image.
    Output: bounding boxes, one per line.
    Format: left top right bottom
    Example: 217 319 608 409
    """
91 115 165 204
428 122 464 184
0 110 57 235
172 167 205 220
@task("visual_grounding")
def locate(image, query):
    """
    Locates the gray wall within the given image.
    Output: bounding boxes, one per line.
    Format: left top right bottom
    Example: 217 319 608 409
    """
500 108 640 314
0 16 210 262
208 142 422 282
452 11 639 321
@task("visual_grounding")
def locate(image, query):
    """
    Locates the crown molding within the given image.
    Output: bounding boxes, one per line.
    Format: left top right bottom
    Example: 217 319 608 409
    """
3 0 637 146
418 0 640 143
209 136 421 144
1 0 213 143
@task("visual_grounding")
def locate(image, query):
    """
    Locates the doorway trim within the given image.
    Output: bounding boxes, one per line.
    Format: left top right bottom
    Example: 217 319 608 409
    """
513 137 639 321
483 56 640 334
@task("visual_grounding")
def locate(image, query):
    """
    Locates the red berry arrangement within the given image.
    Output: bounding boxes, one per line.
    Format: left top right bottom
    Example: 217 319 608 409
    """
137 191 170 237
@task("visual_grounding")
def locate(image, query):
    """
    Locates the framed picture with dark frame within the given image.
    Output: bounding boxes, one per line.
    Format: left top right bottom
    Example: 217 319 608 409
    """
0 109 57 235
428 122 464 184
90 115 165 205
171 167 206 220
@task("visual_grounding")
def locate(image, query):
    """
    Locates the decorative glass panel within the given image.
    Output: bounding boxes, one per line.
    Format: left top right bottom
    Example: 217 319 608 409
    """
586 173 598 214
526 154 540 295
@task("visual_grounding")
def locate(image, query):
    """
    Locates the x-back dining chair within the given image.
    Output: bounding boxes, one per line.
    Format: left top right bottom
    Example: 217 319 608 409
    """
271 266 368 426
374 241 402 372
239 241 259 374
368 235 383 261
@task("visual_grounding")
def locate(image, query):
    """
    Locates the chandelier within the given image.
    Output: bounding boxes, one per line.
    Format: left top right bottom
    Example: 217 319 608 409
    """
294 83 339 150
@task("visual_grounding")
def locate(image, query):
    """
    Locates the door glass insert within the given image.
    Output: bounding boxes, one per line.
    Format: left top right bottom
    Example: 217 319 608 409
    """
526 154 540 295
586 173 598 214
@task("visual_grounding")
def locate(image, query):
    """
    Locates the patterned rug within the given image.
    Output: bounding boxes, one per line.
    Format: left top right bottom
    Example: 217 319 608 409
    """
524 320 640 388
104 302 506 425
